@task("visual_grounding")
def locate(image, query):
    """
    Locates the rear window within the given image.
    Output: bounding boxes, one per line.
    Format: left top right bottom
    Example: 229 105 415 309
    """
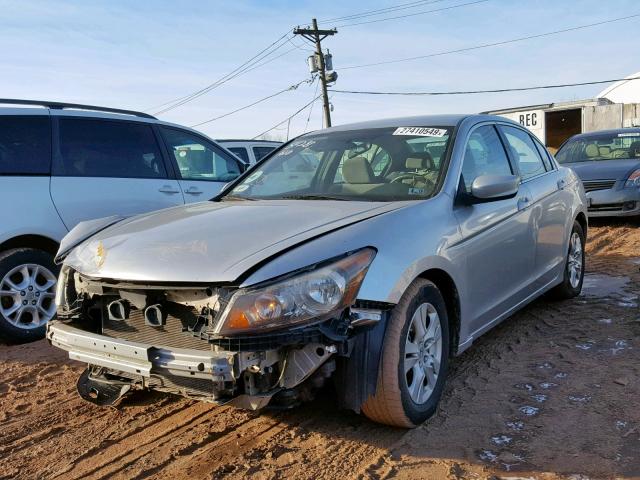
56 118 166 178
0 116 51 175
227 147 250 163
253 146 276 162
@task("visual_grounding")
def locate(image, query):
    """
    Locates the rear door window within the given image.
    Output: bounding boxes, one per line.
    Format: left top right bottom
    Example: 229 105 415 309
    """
533 138 554 171
56 118 166 178
500 126 547 181
0 116 51 175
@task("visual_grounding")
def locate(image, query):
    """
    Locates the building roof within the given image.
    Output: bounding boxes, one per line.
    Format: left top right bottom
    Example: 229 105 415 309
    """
598 72 640 103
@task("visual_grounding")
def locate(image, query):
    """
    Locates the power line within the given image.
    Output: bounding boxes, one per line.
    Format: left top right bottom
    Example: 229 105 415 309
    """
149 35 290 113
321 0 450 23
189 78 313 128
252 94 323 139
342 13 640 69
304 78 321 133
329 76 640 96
150 32 292 115
337 0 488 28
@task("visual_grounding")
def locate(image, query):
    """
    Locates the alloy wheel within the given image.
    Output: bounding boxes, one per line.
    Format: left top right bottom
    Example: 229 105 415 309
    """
404 302 443 404
0 263 57 329
567 232 583 289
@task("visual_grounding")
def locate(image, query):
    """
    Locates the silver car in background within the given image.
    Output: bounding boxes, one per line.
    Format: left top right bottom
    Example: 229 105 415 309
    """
48 114 588 427
555 128 640 217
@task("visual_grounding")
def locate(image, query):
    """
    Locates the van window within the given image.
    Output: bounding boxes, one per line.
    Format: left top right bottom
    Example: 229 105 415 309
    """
56 118 166 178
161 128 241 182
0 116 51 175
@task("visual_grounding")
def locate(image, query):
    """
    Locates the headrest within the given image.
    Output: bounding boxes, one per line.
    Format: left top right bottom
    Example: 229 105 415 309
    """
585 144 599 158
598 146 611 156
342 156 376 184
406 151 434 170
629 141 640 156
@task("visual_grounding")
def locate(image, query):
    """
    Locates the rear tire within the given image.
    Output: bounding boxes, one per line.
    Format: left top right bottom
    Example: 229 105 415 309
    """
362 279 450 428
0 248 59 343
549 221 585 300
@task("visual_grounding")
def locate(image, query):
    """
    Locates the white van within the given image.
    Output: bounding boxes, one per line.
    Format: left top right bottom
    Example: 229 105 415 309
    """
0 99 245 342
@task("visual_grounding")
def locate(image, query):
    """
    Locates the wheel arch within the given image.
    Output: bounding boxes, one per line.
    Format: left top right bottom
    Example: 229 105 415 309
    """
417 268 461 357
575 211 587 239
0 234 60 256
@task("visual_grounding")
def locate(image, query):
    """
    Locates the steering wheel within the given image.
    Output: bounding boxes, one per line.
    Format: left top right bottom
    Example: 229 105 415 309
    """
390 173 426 184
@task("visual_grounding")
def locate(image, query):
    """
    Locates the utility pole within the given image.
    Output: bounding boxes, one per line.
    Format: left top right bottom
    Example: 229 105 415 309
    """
293 19 337 128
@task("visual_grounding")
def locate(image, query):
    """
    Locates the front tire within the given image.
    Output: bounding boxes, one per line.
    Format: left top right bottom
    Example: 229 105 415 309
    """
0 248 59 343
549 221 585 300
362 279 450 428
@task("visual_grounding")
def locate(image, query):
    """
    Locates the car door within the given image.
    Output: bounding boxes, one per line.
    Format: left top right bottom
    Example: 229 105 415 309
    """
50 116 184 229
499 125 568 288
159 127 243 203
453 124 536 335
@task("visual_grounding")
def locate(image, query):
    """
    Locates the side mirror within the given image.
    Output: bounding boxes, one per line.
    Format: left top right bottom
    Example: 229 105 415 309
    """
470 174 519 202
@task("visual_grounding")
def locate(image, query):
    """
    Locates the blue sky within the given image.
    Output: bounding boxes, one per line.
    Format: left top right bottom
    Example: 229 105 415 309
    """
1 0 638 139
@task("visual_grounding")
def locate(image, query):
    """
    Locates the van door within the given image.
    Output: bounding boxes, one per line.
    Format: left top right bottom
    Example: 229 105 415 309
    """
159 127 243 203
499 125 568 288
453 124 536 334
50 116 184 229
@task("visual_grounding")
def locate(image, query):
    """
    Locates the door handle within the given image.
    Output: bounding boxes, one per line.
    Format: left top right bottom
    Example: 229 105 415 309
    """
517 196 530 211
159 185 180 194
557 179 566 190
184 187 203 195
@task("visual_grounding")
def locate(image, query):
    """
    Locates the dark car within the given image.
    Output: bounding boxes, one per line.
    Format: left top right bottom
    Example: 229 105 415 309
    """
555 128 640 217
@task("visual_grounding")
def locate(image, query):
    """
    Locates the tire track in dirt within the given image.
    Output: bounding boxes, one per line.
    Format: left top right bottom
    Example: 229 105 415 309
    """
52 402 219 479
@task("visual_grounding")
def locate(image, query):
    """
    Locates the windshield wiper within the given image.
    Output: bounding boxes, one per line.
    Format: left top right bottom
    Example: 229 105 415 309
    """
277 194 350 201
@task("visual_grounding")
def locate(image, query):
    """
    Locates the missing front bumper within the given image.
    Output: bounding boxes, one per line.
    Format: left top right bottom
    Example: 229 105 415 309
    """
46 320 338 409
46 321 235 381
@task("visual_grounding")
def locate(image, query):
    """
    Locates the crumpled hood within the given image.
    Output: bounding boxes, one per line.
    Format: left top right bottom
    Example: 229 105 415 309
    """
64 200 402 283
564 159 640 181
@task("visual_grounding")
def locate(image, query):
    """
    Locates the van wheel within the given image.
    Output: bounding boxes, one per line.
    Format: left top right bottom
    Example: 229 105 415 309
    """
0 248 59 343
362 279 449 428
549 221 585 300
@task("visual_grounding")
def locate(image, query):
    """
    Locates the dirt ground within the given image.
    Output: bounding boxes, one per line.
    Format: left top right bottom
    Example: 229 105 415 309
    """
1 220 639 480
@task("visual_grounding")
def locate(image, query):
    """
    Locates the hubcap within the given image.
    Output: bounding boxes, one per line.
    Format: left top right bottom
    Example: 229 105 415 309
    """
404 302 442 405
0 264 57 329
567 232 583 289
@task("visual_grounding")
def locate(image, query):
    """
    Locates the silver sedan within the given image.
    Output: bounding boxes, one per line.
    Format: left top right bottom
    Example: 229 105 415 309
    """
48 114 588 427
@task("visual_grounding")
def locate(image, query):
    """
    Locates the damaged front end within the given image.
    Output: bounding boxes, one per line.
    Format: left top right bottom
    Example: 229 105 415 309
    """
47 248 388 410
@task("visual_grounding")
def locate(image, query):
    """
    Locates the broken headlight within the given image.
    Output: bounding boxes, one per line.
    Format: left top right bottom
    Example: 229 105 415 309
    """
214 248 376 336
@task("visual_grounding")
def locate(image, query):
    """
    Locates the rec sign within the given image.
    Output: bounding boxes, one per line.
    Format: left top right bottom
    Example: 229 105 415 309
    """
498 109 545 143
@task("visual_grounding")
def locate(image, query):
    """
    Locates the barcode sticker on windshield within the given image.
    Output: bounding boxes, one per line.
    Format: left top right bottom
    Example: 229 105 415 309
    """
393 127 447 137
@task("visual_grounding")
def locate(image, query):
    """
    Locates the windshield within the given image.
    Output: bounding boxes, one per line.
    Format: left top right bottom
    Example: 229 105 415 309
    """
556 131 640 164
225 126 452 201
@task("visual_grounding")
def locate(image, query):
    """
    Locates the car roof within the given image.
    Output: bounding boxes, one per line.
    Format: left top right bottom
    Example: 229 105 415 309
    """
567 127 640 140
0 102 222 143
314 114 505 133
216 139 282 144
